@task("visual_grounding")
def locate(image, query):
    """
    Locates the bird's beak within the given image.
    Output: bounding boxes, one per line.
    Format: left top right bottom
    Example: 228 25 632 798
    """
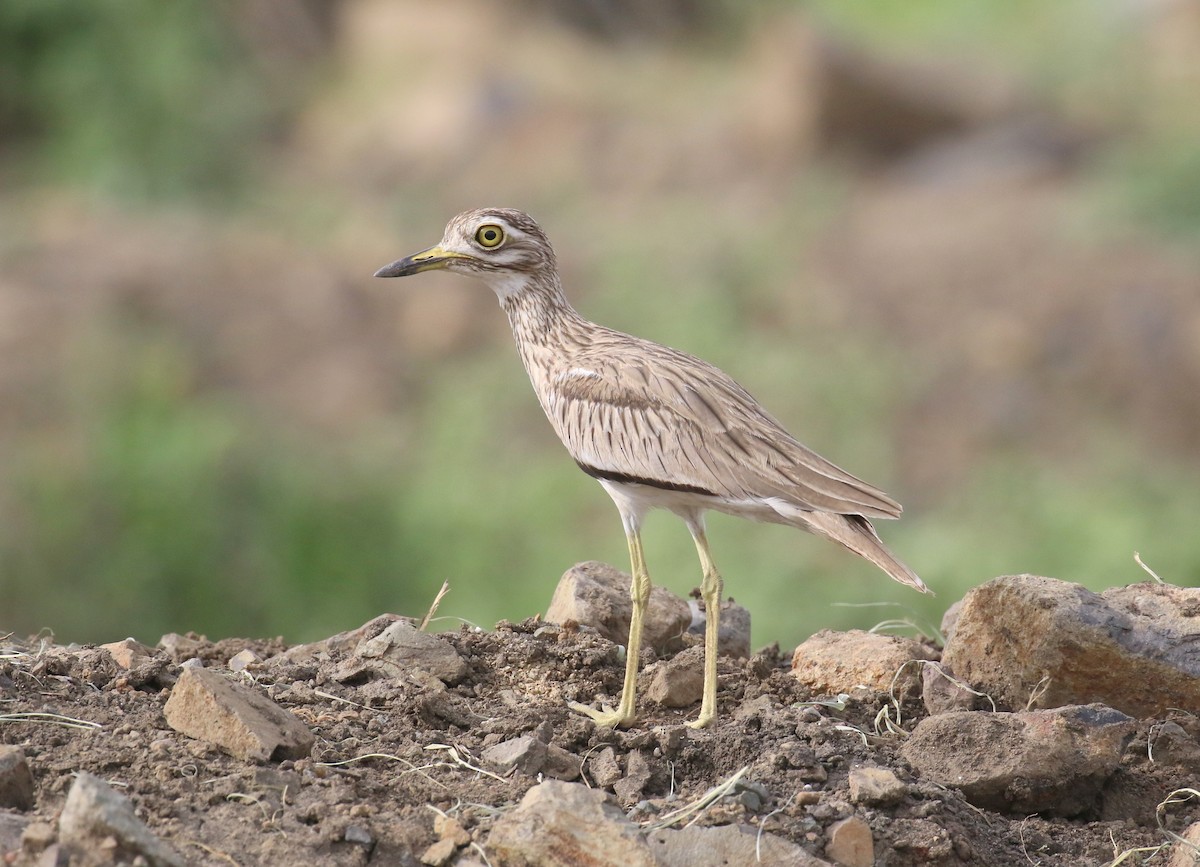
374 245 468 278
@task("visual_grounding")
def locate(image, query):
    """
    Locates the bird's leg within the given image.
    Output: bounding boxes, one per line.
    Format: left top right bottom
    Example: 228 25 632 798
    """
569 527 648 728
686 524 723 729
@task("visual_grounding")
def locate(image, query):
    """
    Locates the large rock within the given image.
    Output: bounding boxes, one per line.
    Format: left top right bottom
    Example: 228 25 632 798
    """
941 576 1200 717
546 562 692 655
59 772 185 867
163 666 315 762
792 629 939 697
351 618 469 684
901 704 1135 816
487 779 656 867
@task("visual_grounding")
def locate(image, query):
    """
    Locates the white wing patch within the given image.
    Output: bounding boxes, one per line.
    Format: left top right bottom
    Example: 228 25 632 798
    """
558 367 601 382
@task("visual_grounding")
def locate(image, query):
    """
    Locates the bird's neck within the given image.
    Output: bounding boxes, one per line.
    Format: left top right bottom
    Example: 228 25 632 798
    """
499 270 589 371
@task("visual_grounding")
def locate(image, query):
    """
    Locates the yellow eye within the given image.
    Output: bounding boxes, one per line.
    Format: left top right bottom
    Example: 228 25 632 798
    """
475 224 505 249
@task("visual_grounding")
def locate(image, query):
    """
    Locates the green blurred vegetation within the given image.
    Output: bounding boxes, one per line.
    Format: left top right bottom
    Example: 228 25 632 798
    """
1 1 1198 647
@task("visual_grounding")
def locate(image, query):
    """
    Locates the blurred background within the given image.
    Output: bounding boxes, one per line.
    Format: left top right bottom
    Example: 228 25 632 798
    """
1 0 1198 648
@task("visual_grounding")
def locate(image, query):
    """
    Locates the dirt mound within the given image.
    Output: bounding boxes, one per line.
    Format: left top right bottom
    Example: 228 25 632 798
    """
2 608 1197 866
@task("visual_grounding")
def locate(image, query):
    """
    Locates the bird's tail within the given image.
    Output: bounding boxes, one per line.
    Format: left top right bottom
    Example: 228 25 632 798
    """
786 508 930 594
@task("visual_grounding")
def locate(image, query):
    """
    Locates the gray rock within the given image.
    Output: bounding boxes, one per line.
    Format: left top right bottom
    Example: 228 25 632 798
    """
156 632 205 663
354 619 469 684
649 823 830 866
588 747 623 788
848 766 907 807
0 811 29 858
612 750 653 807
163 666 315 762
687 598 752 659
227 648 261 672
59 772 185 867
644 647 704 709
482 735 548 776
0 746 35 811
901 704 1135 816
546 561 691 655
941 576 1200 716
792 629 939 698
488 779 657 867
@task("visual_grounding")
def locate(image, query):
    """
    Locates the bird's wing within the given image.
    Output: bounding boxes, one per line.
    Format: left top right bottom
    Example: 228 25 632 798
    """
541 335 902 519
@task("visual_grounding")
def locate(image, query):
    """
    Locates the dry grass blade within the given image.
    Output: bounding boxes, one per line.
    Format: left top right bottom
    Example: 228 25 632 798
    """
425 743 508 783
1134 552 1166 584
420 581 452 631
0 711 102 730
644 765 750 831
312 689 369 710
183 840 243 866
917 661 998 712
317 752 447 789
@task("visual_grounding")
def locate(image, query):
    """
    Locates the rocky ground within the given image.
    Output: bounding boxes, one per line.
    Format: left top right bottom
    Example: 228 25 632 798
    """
2 569 1200 867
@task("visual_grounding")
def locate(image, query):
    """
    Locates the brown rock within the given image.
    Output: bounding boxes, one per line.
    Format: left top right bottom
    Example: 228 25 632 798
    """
587 747 623 788
644 647 704 709
487 779 656 867
433 814 471 847
942 576 1200 716
848 766 906 807
825 816 873 867
1167 821 1200 867
163 666 314 762
420 836 458 866
792 629 939 697
546 561 691 655
0 746 35 811
901 704 1135 816
98 638 154 669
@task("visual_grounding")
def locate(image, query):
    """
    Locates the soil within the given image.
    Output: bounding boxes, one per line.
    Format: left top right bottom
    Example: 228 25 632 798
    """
1 617 1195 866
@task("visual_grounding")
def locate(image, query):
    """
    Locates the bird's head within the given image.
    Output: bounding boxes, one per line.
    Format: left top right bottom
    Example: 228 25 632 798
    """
374 208 556 300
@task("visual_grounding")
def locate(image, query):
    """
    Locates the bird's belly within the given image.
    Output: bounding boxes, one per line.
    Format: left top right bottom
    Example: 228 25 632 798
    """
595 478 788 527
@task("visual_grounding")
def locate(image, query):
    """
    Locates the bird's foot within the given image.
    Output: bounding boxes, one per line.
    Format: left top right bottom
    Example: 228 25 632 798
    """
568 700 635 729
685 710 715 730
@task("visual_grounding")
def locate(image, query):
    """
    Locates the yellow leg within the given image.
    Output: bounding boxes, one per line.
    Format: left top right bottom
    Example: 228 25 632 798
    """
686 526 723 729
569 528 648 728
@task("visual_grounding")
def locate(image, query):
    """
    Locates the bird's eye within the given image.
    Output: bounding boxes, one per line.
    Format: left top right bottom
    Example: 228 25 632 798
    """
475 225 505 249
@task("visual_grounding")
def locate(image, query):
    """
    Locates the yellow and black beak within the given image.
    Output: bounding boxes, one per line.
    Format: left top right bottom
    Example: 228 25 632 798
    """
374 245 467 278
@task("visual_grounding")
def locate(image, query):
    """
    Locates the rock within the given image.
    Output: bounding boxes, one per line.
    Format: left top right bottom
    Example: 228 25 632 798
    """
163 666 315 762
353 619 469 684
1167 821 1200 867
0 746 35 810
59 772 186 867
921 660 991 715
613 750 653 807
1150 721 1200 772
687 597 752 659
546 561 691 655
99 637 155 669
487 779 656 867
644 647 704 709
792 629 939 697
587 747 623 788
420 836 457 866
344 824 374 847
157 632 205 663
0 811 29 857
433 814 471 847
901 704 1135 816
941 576 1200 717
848 766 907 807
648 823 830 866
482 735 547 776
825 816 874 867
228 648 261 672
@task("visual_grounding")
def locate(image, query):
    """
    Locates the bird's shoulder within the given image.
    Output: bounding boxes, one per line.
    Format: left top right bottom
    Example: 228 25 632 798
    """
549 326 778 434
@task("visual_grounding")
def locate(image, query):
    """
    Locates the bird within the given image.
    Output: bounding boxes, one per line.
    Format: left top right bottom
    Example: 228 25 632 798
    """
375 208 928 729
